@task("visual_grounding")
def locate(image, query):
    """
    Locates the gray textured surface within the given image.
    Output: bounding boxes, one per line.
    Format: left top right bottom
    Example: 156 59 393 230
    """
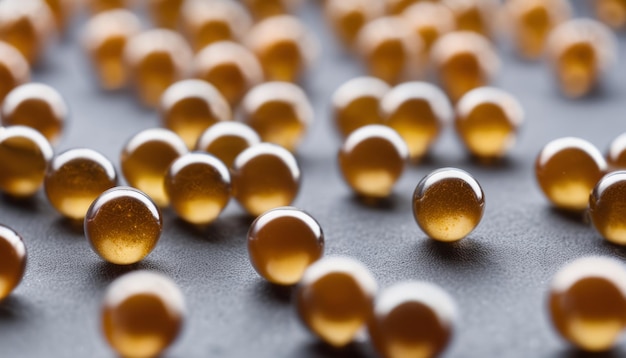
2 1 626 357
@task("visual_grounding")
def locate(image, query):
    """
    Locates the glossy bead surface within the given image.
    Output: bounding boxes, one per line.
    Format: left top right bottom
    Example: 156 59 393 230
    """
607 133 626 170
535 137 607 211
232 143 301 217
332 77 389 138
248 207 324 285
44 148 117 220
147 0 183 29
0 0 55 64
368 281 457 358
403 2 456 55
0 126 53 198
549 257 626 352
120 128 188 207
0 41 29 104
594 0 626 30
589 172 626 245
160 79 231 149
195 122 261 169
338 125 408 199
0 225 26 300
102 271 185 358
85 187 162 265
243 0 301 20
165 152 231 225
442 0 496 38
324 0 385 46
296 256 377 347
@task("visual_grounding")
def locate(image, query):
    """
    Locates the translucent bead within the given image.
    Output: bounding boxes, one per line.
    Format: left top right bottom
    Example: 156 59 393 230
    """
549 257 626 352
442 0 497 38
535 137 607 211
240 82 312 152
0 41 29 104
160 79 231 150
120 128 188 207
147 0 183 29
1 83 68 144
403 2 456 55
232 143 301 217
243 0 301 20
0 0 55 64
324 0 385 47
0 126 53 198
594 0 626 30
248 207 324 285
381 81 452 161
368 281 457 358
195 122 261 169
101 271 185 358
44 148 117 220
295 256 377 347
0 224 26 300
338 125 408 199
607 133 626 170
589 171 626 245
332 76 390 138
89 0 128 14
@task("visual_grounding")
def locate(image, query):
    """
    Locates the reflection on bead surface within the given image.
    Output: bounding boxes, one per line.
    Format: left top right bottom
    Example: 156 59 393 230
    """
607 133 626 170
332 77 389 138
442 0 496 38
535 137 606 211
368 281 456 358
102 271 185 358
243 0 301 20
589 172 626 245
147 0 183 29
549 257 626 352
1 83 67 144
594 0 626 30
381 82 452 161
0 0 55 64
195 122 260 169
121 128 188 207
0 126 53 198
232 143 301 216
248 207 324 285
324 0 385 46
0 41 29 104
160 79 232 149
0 225 26 301
296 256 377 347
165 152 231 225
44 148 117 220
339 125 408 199
403 2 456 55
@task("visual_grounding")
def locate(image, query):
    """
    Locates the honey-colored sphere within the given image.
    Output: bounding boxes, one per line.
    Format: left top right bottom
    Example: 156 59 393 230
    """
89 0 127 14
431 31 500 102
535 137 607 211
0 126 53 198
1 83 68 144
455 87 524 160
338 125 409 199
549 257 626 352
85 187 163 265
147 0 183 29
368 281 457 358
0 41 29 104
413 168 484 242
442 0 497 38
248 207 324 285
193 41 263 107
332 77 390 138
589 172 626 245
82 9 141 91
195 122 261 169
295 256 377 347
403 2 456 55
232 143 301 216
594 0 626 30
164 152 231 226
607 133 626 170
0 0 55 65
243 0 301 20
324 0 385 47
0 225 26 301
355 16 422 85
124 29 193 108
240 82 313 152
101 271 185 358
44 148 117 220
120 128 188 207
160 79 232 149
246 15 317 82
381 81 452 161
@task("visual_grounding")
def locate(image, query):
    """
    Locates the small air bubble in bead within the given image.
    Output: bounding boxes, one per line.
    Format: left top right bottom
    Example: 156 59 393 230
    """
332 76 389 138
181 0 251 51
195 122 261 169
0 224 27 301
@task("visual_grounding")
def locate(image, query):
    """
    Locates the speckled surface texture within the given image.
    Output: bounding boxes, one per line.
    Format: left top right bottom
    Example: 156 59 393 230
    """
2 1 626 357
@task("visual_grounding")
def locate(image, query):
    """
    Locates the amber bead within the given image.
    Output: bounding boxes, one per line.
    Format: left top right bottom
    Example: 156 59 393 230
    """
124 29 193 107
332 77 389 138
246 15 317 82
232 143 301 217
431 31 500 102
165 152 231 226
381 81 452 161
535 137 607 211
607 133 626 170
1 83 68 144
338 125 408 199
368 281 457 358
243 0 301 20
89 0 127 14
589 172 626 245
147 0 183 29
44 148 117 220
240 82 312 152
248 207 324 285
101 271 185 358
594 0 626 30
549 257 626 352
403 2 456 55
442 0 496 38
455 87 524 161
193 41 263 107
120 128 188 207
546 19 616 99
356 16 422 85
0 42 29 104
0 0 55 64
160 79 232 149
324 0 385 47
0 126 53 198
195 122 261 169
82 9 141 91
295 256 377 347
0 225 26 300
